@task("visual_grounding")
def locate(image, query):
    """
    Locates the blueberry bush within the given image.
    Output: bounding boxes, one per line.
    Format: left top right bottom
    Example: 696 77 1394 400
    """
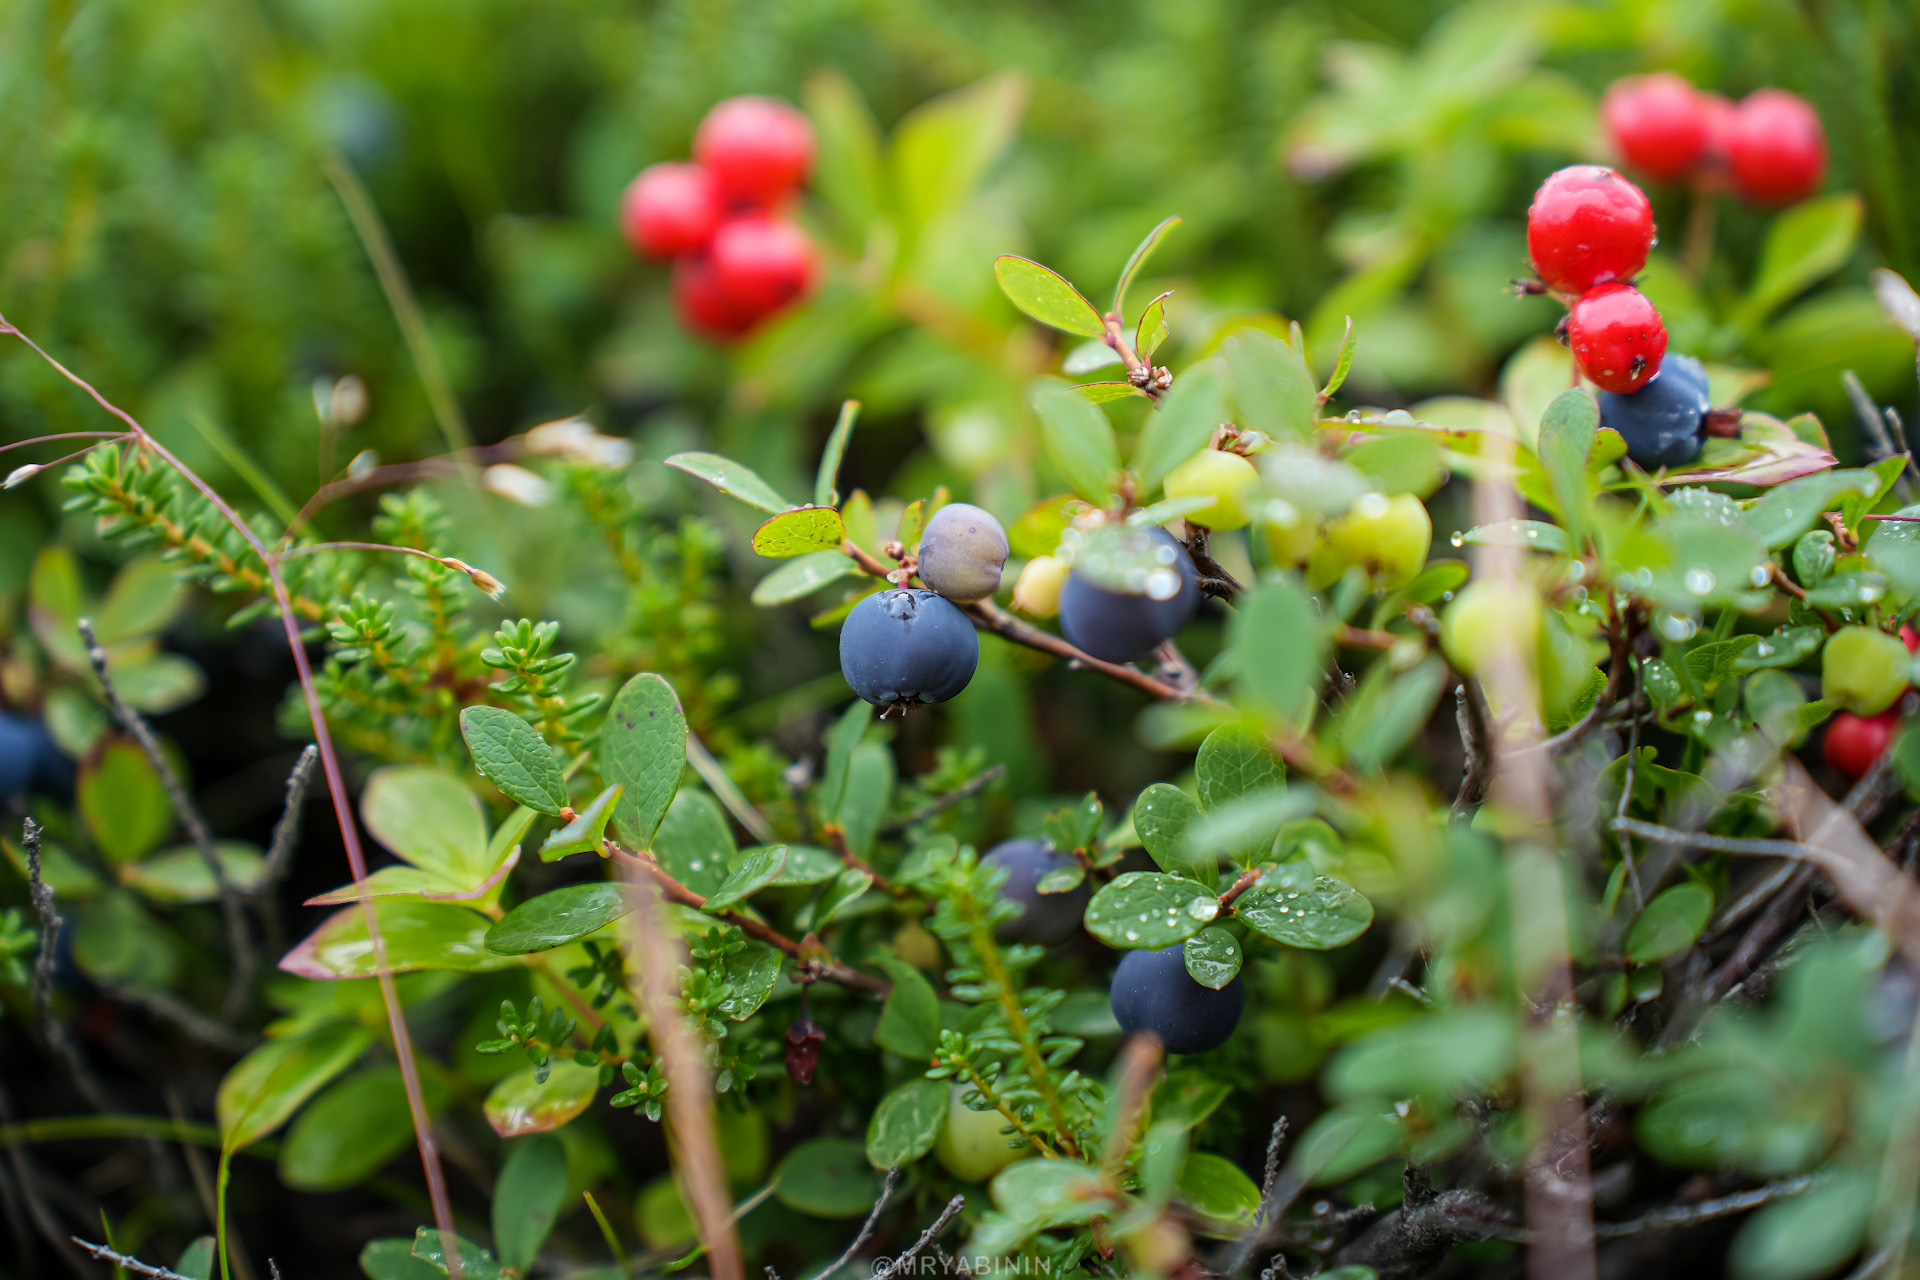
3 5 1920 1280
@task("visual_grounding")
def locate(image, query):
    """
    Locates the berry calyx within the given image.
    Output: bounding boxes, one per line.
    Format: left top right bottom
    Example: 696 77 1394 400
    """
1567 282 1667 394
620 163 723 259
1728 89 1827 207
672 254 761 342
710 215 818 314
1821 626 1911 717
1599 352 1711 470
1603 73 1710 183
1164 449 1259 531
1824 709 1901 783
1526 165 1657 295
693 96 815 206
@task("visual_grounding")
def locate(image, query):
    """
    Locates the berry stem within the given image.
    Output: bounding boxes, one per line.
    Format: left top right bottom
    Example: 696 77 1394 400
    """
1682 183 1718 285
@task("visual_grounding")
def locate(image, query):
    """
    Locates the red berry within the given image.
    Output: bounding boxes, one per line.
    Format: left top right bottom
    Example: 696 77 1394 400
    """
1824 709 1901 782
1603 73 1710 183
1526 165 1657 295
1567 283 1667 394
1728 89 1827 206
620 163 723 259
672 255 762 342
710 215 817 313
693 96 815 205
1903 625 1919 656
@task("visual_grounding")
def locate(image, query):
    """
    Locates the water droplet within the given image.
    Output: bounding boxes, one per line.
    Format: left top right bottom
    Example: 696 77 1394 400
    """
1685 567 1715 596
1124 929 1140 942
1749 564 1772 588
1354 492 1390 520
1863 585 1885 603
1526 527 1539 539
1754 642 1774 658
1657 612 1698 641
1693 709 1713 724
1450 534 1465 548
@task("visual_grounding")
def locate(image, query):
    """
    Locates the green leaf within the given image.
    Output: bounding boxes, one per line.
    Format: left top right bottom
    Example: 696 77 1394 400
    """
410 1231 504 1280
1072 381 1149 404
1327 1009 1516 1104
487 883 631 955
173 1239 214 1280
804 68 884 231
751 506 847 558
773 1137 885 1218
1737 193 1864 330
1083 872 1220 949
283 901 517 977
762 843 842 886
872 952 940 1060
814 866 874 926
1031 379 1121 504
1113 215 1182 318
1626 882 1713 963
1180 1151 1260 1235
217 1022 374 1151
1868 504 1920 605
664 452 791 513
1536 387 1599 542
1136 291 1173 364
753 550 861 605
280 1066 447 1192
492 1135 569 1277
655 789 735 897
540 784 622 861
1743 469 1882 549
484 1061 600 1137
702 845 789 913
815 400 861 508
1134 359 1227 495
362 766 491 886
1234 867 1373 950
1729 1173 1868 1280
1134 784 1204 876
97 555 186 645
1223 330 1317 442
989 1158 1107 1229
821 700 872 822
1322 316 1357 400
460 707 569 816
867 1077 949 1169
1184 788 1314 873
1228 580 1326 725
1460 519 1572 554
994 256 1106 338
1063 339 1123 375
716 942 783 1020
79 740 171 863
891 72 1025 235
600 674 686 851
1332 655 1450 775
840 738 895 860
1182 927 1242 990
119 841 264 903
359 1238 443 1280
1195 726 1286 808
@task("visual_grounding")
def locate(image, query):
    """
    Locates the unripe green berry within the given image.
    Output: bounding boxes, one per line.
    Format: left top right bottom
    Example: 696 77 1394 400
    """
1165 449 1259 531
1441 579 1542 677
1822 626 1910 716
934 1085 1023 1181
1310 492 1432 589
1260 499 1317 568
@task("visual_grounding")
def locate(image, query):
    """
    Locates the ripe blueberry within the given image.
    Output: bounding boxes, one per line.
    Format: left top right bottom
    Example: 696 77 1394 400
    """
983 838 1090 946
1057 529 1199 664
1567 282 1666 394
1825 709 1901 783
1599 352 1711 470
620 163 723 259
1109 942 1245 1055
1729 89 1827 207
1526 165 1656 295
839 588 979 714
671 254 761 342
0 713 66 802
693 96 815 206
1822 627 1911 717
1602 73 1710 183
1164 449 1259 531
710 215 817 314
917 503 1009 604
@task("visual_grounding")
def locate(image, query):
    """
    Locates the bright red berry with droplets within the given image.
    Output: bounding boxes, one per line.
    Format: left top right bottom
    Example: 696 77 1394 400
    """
1567 282 1667 393
1526 165 1657 295
1603 73 1710 183
620 163 723 259
673 254 762 342
694 96 816 206
1729 89 1827 206
710 214 818 313
1824 709 1901 783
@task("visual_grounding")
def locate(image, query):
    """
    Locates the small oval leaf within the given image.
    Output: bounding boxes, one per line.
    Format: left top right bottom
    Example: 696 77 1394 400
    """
994 256 1106 338
1084 872 1220 949
752 506 847 558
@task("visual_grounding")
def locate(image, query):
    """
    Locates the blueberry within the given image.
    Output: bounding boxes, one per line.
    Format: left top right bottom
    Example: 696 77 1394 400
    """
839 588 979 714
1057 529 1199 664
918 503 1009 604
1109 942 1245 1055
0 714 37 801
1599 352 1711 470
983 838 1091 946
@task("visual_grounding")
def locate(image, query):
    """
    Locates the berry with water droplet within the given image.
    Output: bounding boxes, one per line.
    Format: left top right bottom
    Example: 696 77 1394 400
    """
1526 165 1656 294
1058 529 1199 663
1599 352 1710 469
1109 942 1245 1055
1568 282 1667 394
839 588 979 714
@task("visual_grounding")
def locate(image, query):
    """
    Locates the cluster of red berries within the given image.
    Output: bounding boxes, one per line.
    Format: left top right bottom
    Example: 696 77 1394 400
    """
1526 165 1667 394
1825 627 1920 782
1603 73 1827 206
619 96 819 341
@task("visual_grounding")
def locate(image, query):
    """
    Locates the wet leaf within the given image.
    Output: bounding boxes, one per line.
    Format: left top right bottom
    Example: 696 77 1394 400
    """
486 883 630 955
866 1077 948 1169
1083 872 1219 949
600 674 686 851
701 844 789 913
1182 926 1242 990
483 1061 600 1137
460 707 569 816
1234 867 1373 950
665 452 792 513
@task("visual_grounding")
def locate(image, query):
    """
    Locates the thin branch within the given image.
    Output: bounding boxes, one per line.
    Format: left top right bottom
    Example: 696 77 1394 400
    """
72 1239 196 1280
104 985 258 1055
1219 1118 1291 1276
806 1166 899 1280
1450 680 1491 820
1609 818 1813 860
1583 1175 1816 1240
24 821 117 1119
880 764 1006 834
260 746 319 888
79 618 254 1021
275 541 504 599
686 731 778 845
872 1196 967 1280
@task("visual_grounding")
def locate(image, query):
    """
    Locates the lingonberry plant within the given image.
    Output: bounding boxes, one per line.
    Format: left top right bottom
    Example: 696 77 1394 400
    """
4 50 1920 1280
